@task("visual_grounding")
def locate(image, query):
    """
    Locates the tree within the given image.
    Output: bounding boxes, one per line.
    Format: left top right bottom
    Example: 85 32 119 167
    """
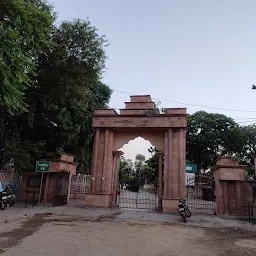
142 147 159 188
135 154 146 163
119 157 133 186
238 125 256 166
3 18 112 172
186 111 244 171
0 0 55 115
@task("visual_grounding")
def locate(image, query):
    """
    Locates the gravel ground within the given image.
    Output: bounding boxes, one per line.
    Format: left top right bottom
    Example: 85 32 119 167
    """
0 203 256 255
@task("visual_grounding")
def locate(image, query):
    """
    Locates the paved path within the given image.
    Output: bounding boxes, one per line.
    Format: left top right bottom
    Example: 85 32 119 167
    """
0 203 255 231
0 204 256 255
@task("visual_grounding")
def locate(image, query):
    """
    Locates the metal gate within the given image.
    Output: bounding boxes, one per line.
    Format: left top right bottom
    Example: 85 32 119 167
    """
118 170 157 210
186 173 216 215
53 172 70 206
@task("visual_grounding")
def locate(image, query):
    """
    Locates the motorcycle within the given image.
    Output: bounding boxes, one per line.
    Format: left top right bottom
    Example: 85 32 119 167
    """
178 197 191 223
0 192 7 210
2 186 15 207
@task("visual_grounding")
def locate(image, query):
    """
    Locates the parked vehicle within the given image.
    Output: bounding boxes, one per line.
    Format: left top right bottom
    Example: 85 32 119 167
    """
0 193 7 210
178 197 191 223
2 186 15 207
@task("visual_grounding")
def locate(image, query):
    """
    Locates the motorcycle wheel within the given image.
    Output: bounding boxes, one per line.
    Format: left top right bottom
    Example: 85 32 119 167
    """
9 200 13 207
186 208 191 218
182 214 187 223
1 202 5 210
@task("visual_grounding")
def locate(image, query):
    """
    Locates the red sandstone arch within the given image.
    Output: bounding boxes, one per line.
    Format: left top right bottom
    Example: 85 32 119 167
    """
84 95 188 213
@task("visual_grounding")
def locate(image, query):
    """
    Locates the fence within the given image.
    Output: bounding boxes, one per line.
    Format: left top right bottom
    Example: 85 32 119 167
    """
70 174 91 200
186 173 216 215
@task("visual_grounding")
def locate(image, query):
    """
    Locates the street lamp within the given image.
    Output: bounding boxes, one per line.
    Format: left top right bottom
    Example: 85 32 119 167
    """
252 85 256 89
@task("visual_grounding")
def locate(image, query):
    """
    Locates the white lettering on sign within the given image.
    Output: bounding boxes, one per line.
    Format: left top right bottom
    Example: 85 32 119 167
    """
185 173 195 186
186 166 192 171
38 163 49 170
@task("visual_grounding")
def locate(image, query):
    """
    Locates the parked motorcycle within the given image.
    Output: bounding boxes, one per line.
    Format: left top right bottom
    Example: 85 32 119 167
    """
2 186 15 207
178 197 191 223
0 193 7 210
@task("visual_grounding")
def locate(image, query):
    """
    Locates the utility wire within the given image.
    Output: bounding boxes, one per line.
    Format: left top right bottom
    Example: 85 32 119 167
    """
113 89 256 113
26 89 256 114
236 120 256 124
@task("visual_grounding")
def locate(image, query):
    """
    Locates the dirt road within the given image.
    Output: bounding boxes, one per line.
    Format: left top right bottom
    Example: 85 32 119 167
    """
0 212 256 256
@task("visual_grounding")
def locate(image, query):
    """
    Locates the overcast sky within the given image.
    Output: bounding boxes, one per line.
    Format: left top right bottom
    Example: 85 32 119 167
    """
51 0 256 161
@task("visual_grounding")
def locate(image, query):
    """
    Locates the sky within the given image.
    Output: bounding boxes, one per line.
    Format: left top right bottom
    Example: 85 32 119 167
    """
51 0 256 161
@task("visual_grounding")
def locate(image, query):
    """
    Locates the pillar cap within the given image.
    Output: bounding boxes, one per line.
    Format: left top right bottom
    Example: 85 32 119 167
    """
113 151 124 156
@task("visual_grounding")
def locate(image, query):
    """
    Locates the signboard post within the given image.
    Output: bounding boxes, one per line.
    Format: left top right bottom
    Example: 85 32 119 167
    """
36 161 50 206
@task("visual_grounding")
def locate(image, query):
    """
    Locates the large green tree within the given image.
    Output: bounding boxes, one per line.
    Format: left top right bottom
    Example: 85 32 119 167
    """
3 18 112 172
0 0 54 115
238 125 256 166
186 111 244 171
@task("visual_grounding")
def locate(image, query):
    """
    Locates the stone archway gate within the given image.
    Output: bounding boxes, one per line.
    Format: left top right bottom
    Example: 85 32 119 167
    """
84 95 187 213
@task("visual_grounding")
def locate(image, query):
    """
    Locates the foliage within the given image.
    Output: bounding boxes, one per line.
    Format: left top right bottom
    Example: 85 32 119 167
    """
143 155 159 186
119 152 159 191
119 157 133 185
0 0 55 115
186 111 244 171
2 9 111 172
238 125 256 166
135 154 146 163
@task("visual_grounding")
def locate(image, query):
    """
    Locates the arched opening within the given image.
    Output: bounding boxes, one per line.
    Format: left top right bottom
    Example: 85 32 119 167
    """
117 137 160 210
119 136 152 162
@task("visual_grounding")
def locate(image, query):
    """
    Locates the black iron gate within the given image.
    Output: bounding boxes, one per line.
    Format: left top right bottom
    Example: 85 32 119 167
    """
53 172 70 206
118 170 157 210
186 173 216 215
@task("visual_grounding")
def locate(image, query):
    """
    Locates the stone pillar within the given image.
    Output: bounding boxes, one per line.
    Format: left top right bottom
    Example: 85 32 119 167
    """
111 151 123 206
163 128 186 212
178 128 186 197
213 156 250 216
91 128 100 193
168 129 173 197
163 131 169 197
101 128 109 192
157 153 164 210
104 129 114 194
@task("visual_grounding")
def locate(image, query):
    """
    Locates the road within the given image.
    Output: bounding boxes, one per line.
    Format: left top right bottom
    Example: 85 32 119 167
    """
0 206 256 256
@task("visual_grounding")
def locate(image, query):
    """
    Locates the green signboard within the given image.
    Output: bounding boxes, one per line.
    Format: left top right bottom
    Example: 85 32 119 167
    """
36 161 50 173
186 163 197 173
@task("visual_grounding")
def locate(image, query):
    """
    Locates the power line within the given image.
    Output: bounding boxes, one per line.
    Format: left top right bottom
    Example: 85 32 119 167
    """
233 117 256 120
113 89 256 113
26 88 256 114
237 120 256 124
